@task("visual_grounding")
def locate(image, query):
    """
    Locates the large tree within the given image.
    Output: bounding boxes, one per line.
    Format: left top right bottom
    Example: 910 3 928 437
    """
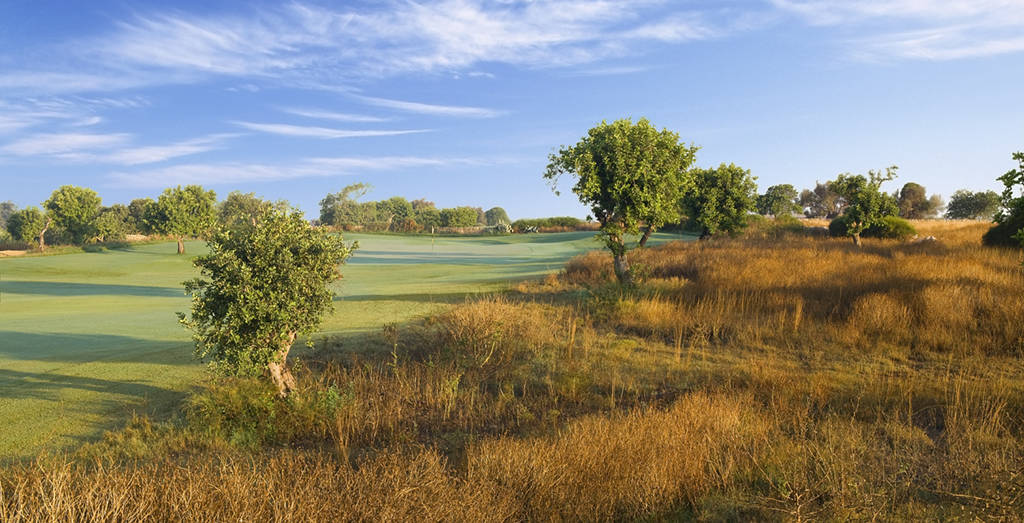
896 182 942 219
682 163 758 240
439 206 479 227
544 118 697 284
319 183 371 226
800 181 846 218
180 207 356 396
218 191 272 229
43 185 102 244
0 201 16 230
5 207 49 249
146 185 217 254
94 205 131 242
128 198 154 233
945 190 1001 220
831 167 899 247
756 184 800 217
484 207 511 226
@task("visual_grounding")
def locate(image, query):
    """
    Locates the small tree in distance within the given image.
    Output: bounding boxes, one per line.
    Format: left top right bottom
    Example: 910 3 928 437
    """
544 118 697 284
757 184 800 217
146 185 217 254
831 166 899 247
43 185 102 244
6 207 49 249
682 163 758 240
180 207 356 396
945 190 1001 220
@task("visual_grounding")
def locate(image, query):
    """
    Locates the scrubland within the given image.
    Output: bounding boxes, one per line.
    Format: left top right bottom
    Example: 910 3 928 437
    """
3 220 1023 521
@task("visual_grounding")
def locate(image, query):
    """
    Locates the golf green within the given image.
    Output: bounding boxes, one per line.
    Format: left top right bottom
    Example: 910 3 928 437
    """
0 231 684 458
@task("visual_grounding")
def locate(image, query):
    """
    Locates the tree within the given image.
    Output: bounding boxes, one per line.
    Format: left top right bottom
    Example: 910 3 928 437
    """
219 191 272 229
43 185 102 244
800 182 846 218
831 167 899 247
681 163 758 240
146 185 217 254
411 198 435 211
376 196 414 229
415 207 442 229
896 182 942 219
945 190 1001 220
439 206 479 227
128 198 154 233
94 205 131 242
319 183 371 226
757 184 800 217
180 207 356 396
6 207 49 249
0 201 16 229
983 151 1024 247
484 207 511 226
544 118 697 284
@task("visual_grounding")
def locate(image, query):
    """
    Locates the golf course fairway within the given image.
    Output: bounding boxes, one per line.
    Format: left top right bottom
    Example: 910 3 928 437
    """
0 231 684 458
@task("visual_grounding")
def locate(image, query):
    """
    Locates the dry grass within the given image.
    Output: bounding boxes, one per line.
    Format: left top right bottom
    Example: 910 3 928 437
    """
2 219 1023 520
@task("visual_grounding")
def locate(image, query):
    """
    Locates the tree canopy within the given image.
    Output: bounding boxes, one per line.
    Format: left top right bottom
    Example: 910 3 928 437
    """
5 207 48 248
146 185 217 254
945 190 1001 220
799 182 846 219
896 182 942 219
831 167 899 246
219 191 273 229
43 185 102 244
484 207 511 226
982 151 1024 247
681 163 758 240
544 118 697 283
757 184 800 217
180 206 356 395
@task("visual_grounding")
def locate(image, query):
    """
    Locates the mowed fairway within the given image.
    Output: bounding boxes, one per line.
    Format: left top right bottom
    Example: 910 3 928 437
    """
0 231 683 458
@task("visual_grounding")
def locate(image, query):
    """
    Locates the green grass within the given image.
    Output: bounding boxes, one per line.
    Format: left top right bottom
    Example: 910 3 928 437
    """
0 231 686 458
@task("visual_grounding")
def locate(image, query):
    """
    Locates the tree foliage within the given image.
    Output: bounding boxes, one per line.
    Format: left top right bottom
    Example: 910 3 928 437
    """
681 163 758 240
5 207 48 247
439 206 479 228
831 167 899 246
128 198 154 233
982 151 1024 247
756 184 800 217
799 182 846 218
544 118 697 283
94 205 132 242
945 190 1001 220
484 207 511 226
319 183 372 226
896 182 942 219
180 207 356 396
146 185 217 254
219 191 273 229
0 201 16 229
43 185 102 244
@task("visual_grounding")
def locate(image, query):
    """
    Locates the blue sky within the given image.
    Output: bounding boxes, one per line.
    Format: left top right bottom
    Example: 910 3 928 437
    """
1 0 1023 220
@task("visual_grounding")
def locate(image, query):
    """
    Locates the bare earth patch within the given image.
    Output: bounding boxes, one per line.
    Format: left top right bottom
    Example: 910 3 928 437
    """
0 250 27 257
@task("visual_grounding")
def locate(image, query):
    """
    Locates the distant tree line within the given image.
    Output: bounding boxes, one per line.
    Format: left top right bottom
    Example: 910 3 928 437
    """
318 183 510 232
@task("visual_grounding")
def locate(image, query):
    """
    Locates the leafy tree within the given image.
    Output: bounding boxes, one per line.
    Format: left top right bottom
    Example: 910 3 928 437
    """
945 190 1001 220
415 207 442 229
411 198 435 210
831 167 899 246
484 207 511 226
180 207 356 396
128 198 154 233
43 185 102 244
983 151 1024 247
681 163 758 240
800 182 846 218
439 206 479 227
0 201 16 229
544 118 697 284
376 196 414 228
473 207 487 226
896 182 942 219
756 184 800 217
5 207 49 249
146 185 217 254
218 191 273 229
319 183 371 226
94 204 131 242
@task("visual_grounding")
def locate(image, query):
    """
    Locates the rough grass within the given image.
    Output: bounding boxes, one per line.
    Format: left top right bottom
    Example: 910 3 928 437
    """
2 221 1023 520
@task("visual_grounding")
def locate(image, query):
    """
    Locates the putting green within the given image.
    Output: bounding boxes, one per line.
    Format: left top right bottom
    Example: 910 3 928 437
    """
0 231 686 458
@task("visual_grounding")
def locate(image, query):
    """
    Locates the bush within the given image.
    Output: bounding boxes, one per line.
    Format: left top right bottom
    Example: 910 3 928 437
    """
829 215 916 240
982 209 1024 247
512 217 584 231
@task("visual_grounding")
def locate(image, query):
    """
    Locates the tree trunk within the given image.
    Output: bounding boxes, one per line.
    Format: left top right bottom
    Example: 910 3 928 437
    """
37 218 50 251
852 232 862 247
613 253 633 286
638 226 654 248
267 332 298 397
176 236 185 255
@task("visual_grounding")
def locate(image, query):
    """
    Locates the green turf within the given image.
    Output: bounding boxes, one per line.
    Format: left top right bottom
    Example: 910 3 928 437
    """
0 231 687 458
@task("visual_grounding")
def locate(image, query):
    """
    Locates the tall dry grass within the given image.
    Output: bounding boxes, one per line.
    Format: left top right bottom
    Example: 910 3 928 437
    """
2 219 1023 520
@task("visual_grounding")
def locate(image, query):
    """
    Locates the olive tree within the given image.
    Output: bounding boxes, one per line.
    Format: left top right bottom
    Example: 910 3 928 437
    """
945 190 1001 220
6 207 49 249
896 182 942 219
146 185 217 254
756 184 800 217
831 167 899 247
800 182 846 218
94 204 132 242
218 191 273 229
43 185 102 244
180 207 356 396
682 163 758 240
544 118 697 284
983 151 1024 247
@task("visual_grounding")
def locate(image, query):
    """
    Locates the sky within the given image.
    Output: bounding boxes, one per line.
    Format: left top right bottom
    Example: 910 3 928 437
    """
1 0 1023 220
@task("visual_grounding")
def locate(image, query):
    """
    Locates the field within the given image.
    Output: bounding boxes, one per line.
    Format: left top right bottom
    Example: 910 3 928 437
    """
2 221 1024 520
0 231 681 458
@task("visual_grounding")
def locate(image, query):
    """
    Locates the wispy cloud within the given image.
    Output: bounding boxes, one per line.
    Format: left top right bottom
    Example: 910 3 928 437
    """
1 132 130 156
232 121 430 138
108 155 479 186
355 95 503 118
0 132 236 165
281 107 390 123
102 134 237 165
772 0 1024 60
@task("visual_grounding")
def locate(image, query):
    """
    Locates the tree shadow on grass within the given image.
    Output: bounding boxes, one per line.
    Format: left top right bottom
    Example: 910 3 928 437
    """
0 280 183 298
0 331 191 364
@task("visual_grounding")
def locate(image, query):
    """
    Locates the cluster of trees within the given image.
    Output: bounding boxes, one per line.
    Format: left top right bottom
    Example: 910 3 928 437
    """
2 185 285 254
318 183 509 232
791 178 943 221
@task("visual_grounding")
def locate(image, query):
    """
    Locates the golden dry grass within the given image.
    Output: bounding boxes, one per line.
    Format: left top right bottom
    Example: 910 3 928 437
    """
2 219 1023 520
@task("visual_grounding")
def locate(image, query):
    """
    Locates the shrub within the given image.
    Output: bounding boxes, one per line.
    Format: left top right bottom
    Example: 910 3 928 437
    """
829 214 916 240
